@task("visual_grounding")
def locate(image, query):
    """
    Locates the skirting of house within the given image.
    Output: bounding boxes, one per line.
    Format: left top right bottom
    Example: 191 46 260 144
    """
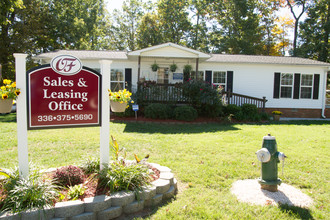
264 108 325 118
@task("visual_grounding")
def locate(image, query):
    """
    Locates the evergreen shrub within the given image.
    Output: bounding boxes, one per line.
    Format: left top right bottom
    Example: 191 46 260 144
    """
174 106 198 121
144 103 173 119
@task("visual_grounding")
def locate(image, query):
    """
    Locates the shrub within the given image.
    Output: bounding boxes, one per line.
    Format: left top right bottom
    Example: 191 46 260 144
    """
224 104 242 117
144 103 173 119
182 80 222 117
174 106 198 121
260 112 271 121
98 163 151 193
241 104 259 117
0 168 57 213
53 165 84 187
80 157 100 175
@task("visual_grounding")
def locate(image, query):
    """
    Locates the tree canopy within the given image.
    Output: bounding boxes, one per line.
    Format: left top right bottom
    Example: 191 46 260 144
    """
0 0 328 80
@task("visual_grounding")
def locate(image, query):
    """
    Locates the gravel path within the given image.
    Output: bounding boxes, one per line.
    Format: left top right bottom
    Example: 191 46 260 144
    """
231 179 313 208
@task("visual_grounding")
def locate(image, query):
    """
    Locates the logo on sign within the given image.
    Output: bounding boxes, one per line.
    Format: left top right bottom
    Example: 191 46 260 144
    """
51 55 82 75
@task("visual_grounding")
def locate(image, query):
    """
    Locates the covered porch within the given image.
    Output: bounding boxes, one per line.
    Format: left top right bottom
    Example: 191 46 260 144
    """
127 42 211 85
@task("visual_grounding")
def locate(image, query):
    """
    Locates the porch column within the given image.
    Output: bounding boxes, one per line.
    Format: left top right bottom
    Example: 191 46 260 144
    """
195 58 199 79
137 56 141 83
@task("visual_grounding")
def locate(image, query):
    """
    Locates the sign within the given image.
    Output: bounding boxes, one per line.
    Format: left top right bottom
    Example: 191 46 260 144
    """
27 55 101 129
132 104 139 111
173 73 183 80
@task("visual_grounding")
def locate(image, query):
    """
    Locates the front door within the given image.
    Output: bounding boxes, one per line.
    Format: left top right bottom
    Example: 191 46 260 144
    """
157 68 169 84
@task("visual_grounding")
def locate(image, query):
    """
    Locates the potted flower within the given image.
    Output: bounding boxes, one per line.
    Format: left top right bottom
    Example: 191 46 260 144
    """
170 63 177 72
108 89 133 112
151 63 159 72
0 79 20 113
272 111 282 121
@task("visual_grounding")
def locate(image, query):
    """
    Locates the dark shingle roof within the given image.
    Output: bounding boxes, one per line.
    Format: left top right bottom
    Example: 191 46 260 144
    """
34 50 127 60
207 54 330 66
34 49 330 67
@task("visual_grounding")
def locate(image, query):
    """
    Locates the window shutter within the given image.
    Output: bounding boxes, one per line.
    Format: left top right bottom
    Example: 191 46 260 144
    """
273 72 281 99
227 71 233 92
125 68 132 91
313 74 320 99
293 73 301 99
205 70 212 84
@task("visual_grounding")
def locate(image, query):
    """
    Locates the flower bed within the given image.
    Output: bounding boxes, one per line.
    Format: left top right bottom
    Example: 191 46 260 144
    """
0 162 177 220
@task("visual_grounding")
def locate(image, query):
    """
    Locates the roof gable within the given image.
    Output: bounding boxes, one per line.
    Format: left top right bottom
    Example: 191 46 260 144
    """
128 42 210 59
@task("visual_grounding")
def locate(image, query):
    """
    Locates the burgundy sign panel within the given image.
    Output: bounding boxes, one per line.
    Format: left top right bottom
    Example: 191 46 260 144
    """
27 64 101 130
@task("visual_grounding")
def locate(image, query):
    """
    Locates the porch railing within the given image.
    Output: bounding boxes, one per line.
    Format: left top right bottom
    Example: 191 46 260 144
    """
224 91 267 111
137 83 188 104
137 83 268 110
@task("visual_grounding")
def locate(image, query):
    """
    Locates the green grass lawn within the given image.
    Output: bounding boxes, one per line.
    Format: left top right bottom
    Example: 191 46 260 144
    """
1 113 329 219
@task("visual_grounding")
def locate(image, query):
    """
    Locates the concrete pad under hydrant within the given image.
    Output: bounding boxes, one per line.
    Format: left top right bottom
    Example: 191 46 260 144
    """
231 179 313 208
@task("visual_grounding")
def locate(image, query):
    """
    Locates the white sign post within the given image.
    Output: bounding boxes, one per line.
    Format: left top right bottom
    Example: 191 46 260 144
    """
14 53 29 178
13 55 111 177
99 60 112 169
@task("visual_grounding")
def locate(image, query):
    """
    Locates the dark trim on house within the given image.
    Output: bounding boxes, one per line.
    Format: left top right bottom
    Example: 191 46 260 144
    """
293 73 301 99
313 74 320 99
273 72 281 99
227 71 233 92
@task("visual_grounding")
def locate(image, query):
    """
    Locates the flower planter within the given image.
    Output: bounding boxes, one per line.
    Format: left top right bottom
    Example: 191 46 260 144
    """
0 99 13 114
273 114 281 121
110 101 127 112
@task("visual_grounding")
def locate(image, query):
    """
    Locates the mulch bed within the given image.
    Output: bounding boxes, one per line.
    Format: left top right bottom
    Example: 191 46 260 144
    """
110 115 224 124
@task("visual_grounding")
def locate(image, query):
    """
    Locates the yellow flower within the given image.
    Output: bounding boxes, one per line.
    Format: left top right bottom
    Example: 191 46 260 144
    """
3 79 11 85
15 90 20 96
2 93 8 99
1 86 5 90
11 82 16 88
131 100 134 103
120 101 123 104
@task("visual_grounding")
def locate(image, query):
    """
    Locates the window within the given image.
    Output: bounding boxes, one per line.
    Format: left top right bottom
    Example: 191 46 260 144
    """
213 71 226 90
111 69 124 91
190 71 204 81
280 73 293 98
300 74 313 99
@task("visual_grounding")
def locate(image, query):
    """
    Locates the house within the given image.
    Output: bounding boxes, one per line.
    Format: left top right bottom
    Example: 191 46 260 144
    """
34 42 330 118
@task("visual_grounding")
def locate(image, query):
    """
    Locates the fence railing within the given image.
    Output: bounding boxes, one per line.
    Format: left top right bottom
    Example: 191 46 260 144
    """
224 91 267 111
137 83 268 110
137 83 188 104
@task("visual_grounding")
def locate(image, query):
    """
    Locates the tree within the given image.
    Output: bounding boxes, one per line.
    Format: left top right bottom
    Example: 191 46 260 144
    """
136 12 163 49
109 0 148 51
0 0 24 79
0 0 110 80
157 0 191 44
273 15 294 56
282 0 309 56
297 0 329 62
187 0 210 52
209 0 266 54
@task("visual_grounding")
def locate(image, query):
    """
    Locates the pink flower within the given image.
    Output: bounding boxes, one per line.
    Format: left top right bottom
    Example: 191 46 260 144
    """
200 88 203 91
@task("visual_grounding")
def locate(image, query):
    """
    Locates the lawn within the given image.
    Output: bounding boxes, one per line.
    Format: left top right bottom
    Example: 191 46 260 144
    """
0 113 329 219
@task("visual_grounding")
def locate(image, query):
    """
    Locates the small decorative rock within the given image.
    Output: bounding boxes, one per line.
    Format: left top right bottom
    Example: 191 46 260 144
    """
110 191 135 207
54 200 84 218
123 200 144 214
144 194 163 208
84 195 112 212
163 186 176 200
70 212 96 220
97 206 122 220
136 186 156 201
152 179 171 194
